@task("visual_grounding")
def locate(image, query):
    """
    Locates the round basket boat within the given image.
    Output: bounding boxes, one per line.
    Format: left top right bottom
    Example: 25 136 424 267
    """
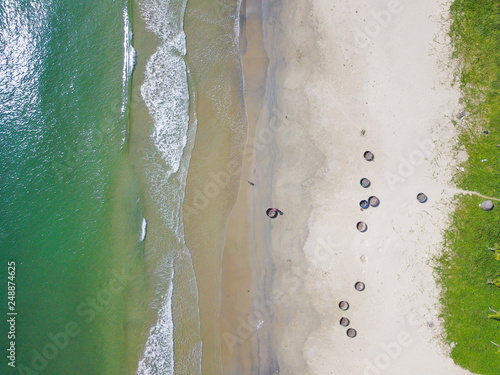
480 200 494 211
360 178 371 188
364 151 374 161
347 328 357 338
338 301 349 311
340 317 350 327
266 208 278 218
417 193 427 203
368 196 380 207
359 200 369 209
356 221 367 232
355 281 365 291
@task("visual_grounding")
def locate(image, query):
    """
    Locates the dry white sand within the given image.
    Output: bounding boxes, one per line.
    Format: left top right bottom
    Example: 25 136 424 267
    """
225 0 479 373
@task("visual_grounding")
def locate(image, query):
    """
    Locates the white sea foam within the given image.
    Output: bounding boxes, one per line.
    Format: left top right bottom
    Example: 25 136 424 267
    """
256 320 264 330
121 3 136 115
138 116 202 375
137 265 175 375
137 0 245 372
142 48 188 175
137 0 202 374
140 218 147 242
140 0 189 176
233 0 242 47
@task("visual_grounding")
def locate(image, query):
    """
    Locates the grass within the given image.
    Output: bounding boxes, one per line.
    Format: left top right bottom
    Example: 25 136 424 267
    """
436 197 500 374
435 0 500 373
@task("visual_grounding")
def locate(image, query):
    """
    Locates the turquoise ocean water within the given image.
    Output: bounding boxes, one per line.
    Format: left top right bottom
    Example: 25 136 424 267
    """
0 0 150 373
0 0 201 373
0 0 243 373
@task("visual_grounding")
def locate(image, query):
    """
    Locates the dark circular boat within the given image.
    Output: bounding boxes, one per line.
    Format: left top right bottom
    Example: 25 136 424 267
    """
360 178 371 188
356 221 367 232
340 317 350 327
347 328 357 338
338 301 349 311
355 281 365 291
364 151 374 161
368 196 380 207
417 193 427 203
266 208 278 218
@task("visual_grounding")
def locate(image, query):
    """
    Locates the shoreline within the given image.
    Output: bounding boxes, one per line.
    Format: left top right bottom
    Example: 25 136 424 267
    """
219 0 272 372
220 0 320 372
220 0 479 374
181 0 249 372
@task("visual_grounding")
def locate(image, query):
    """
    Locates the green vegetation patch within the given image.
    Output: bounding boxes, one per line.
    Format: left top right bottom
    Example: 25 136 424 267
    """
436 0 500 373
437 196 500 374
449 0 500 196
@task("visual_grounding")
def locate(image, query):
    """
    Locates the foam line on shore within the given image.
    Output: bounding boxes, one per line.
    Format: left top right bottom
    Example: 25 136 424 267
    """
121 2 136 116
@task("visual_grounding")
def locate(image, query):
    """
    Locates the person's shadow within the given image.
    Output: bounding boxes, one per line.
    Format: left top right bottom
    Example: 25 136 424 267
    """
276 209 284 215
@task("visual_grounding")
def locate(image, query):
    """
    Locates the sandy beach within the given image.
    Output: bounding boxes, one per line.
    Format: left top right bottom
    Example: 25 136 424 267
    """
219 0 478 374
